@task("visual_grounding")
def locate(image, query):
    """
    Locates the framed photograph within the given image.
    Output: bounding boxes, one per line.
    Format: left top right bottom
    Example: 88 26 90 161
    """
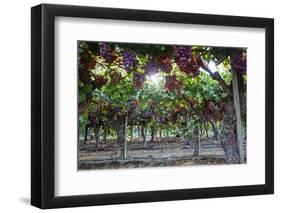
31 3 274 209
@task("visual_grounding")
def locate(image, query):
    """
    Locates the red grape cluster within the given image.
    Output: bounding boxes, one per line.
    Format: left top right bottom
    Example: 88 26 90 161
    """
92 75 107 90
79 50 92 65
188 98 198 108
231 50 246 75
123 50 137 73
208 101 215 112
158 55 172 73
173 46 201 76
80 51 96 70
144 60 159 76
98 42 116 64
218 101 224 111
85 58 97 70
165 75 182 95
204 100 225 121
133 73 145 89
79 48 96 84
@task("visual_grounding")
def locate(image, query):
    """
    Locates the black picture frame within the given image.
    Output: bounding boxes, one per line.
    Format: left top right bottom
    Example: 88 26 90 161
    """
31 3 274 209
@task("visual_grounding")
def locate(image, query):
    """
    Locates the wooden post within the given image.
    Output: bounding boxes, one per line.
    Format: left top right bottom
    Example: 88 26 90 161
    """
198 121 201 156
84 125 88 144
232 71 244 163
130 126 133 142
193 120 201 156
123 113 128 159
185 112 189 144
197 121 201 156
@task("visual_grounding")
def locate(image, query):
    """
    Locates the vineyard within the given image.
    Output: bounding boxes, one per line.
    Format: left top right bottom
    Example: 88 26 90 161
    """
78 41 247 170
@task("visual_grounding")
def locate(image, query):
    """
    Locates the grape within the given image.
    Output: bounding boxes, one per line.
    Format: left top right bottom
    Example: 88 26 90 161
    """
170 112 179 123
231 50 246 75
88 112 100 126
79 48 96 70
173 46 192 72
218 101 224 111
128 100 138 113
175 105 184 113
208 101 215 112
78 47 98 84
92 75 107 89
158 116 167 124
165 75 182 95
98 42 116 64
113 106 122 113
79 50 92 65
173 46 201 76
158 55 172 73
123 50 137 73
144 60 159 76
144 111 153 119
85 57 96 70
133 73 145 89
109 70 122 84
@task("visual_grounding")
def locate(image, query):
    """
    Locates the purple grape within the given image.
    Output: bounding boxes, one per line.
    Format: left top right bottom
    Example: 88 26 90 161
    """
123 50 137 73
158 55 172 73
128 100 138 113
88 112 100 126
158 116 167 124
98 42 116 63
231 50 246 75
144 111 153 119
173 46 200 76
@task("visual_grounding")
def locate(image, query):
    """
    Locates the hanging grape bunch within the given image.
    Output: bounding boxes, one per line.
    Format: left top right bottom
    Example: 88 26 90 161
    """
123 50 137 73
231 49 247 75
188 98 197 109
173 46 201 77
165 75 182 95
128 100 139 113
133 73 145 89
143 111 154 120
158 116 168 125
79 49 92 65
144 60 159 76
175 105 185 113
208 101 215 112
98 42 117 64
218 100 224 111
85 57 97 70
204 100 224 122
88 111 100 127
191 57 202 77
92 75 107 90
158 55 172 73
109 70 122 84
170 111 179 123
78 48 94 84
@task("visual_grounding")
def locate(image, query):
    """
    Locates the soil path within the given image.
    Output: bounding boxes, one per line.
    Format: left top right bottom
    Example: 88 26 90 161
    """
78 138 236 170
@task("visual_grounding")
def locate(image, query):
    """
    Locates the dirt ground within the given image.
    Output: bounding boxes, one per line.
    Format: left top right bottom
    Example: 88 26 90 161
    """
78 137 228 170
